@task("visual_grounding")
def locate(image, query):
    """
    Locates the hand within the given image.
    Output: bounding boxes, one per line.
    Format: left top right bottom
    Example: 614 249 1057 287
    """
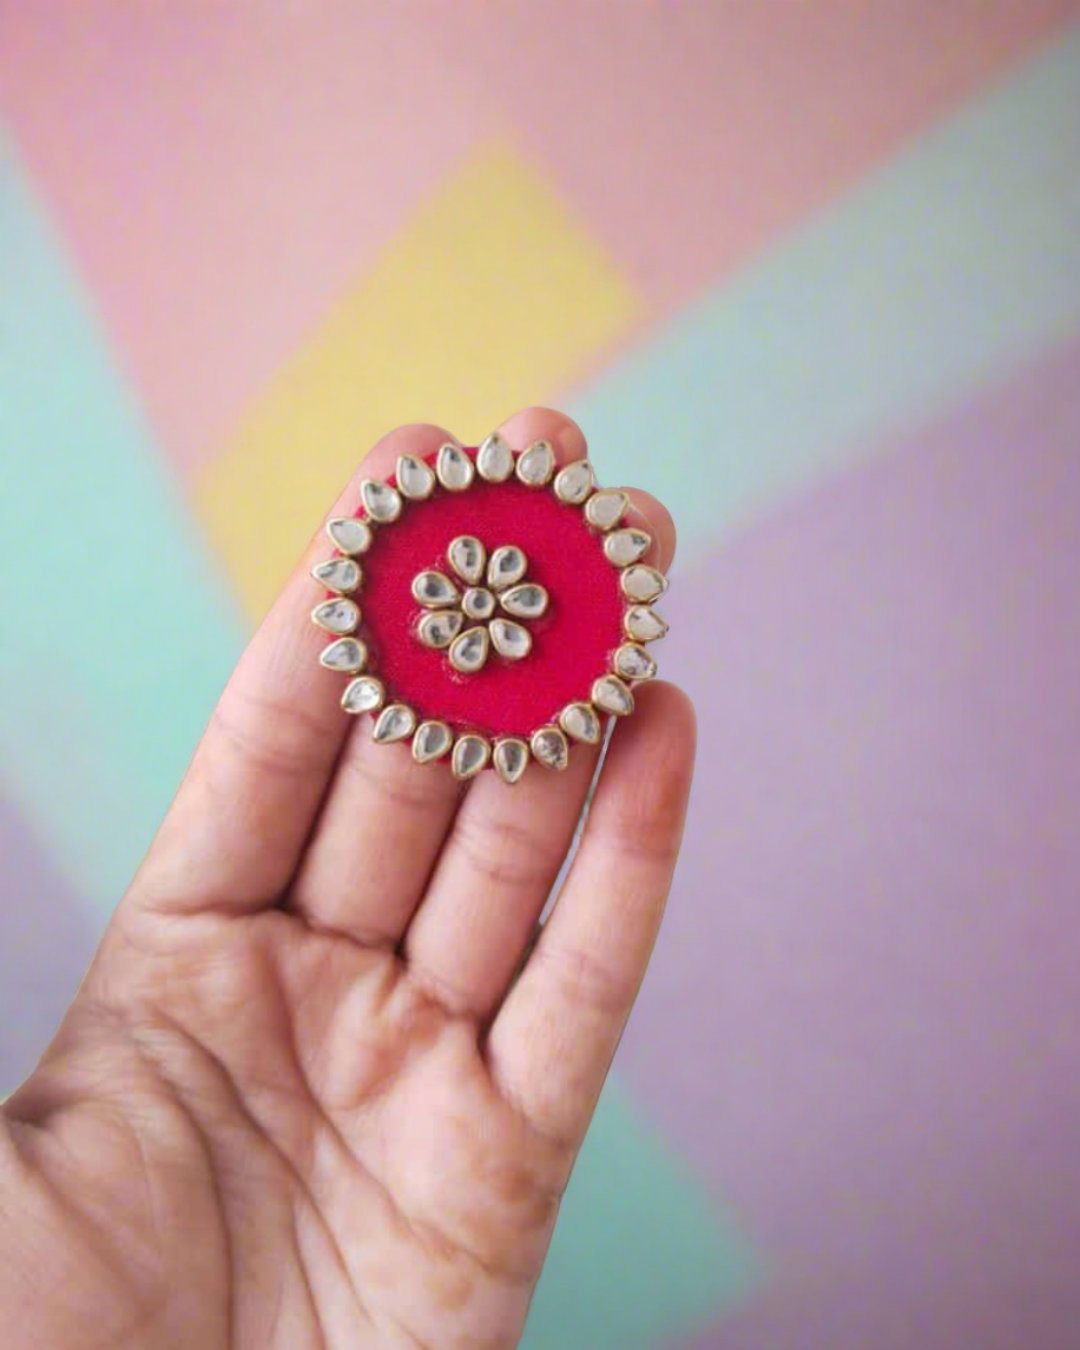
1 409 695 1350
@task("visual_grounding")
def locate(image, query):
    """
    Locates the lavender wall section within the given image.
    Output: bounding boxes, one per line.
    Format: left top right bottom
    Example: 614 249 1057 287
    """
631 337 1080 1350
0 795 99 1090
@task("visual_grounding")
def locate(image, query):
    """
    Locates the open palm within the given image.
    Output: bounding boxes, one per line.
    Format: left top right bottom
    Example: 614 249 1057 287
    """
1 410 695 1350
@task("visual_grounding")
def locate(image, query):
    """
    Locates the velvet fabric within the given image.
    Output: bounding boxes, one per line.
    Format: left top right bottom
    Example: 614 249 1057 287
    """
350 452 624 737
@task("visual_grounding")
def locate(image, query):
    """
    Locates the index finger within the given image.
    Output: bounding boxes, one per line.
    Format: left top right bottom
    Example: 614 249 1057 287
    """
127 423 459 917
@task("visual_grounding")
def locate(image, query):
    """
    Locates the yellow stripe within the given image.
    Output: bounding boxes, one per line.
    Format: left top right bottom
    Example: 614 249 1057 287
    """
195 141 643 621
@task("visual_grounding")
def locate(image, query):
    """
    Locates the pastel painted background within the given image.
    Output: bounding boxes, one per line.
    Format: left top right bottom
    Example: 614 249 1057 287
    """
2 5 1079 1346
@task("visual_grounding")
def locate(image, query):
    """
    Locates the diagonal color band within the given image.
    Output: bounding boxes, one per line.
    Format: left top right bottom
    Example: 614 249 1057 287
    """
571 26 1080 557
194 142 643 623
0 130 244 919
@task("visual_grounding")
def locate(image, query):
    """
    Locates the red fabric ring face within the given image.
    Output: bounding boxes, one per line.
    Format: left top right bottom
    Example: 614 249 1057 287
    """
358 456 624 738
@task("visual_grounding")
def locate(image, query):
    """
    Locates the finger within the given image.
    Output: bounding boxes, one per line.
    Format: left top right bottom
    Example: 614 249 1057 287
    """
128 424 458 917
402 738 602 1016
402 419 678 1017
485 682 696 1150
293 407 594 947
287 711 464 948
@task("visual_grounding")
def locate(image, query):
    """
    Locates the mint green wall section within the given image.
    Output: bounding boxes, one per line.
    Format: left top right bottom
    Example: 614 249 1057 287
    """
0 132 244 919
524 1077 758 1349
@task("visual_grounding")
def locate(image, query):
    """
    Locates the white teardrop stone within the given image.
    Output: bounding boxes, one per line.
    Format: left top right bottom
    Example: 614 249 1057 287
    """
312 557 361 592
341 676 385 714
448 535 486 584
373 703 416 743
493 738 529 784
449 626 490 673
462 587 497 621
592 675 635 717
436 443 475 491
477 432 514 482
499 583 548 619
516 440 555 486
417 610 464 649
326 516 372 555
624 605 668 642
531 726 569 771
553 459 595 504
412 721 453 763
412 570 460 608
312 598 360 634
396 454 436 500
559 702 602 744
620 565 668 603
360 479 402 523
614 643 657 681
490 618 531 660
487 545 528 590
584 490 629 531
604 528 652 567
320 637 367 673
452 734 491 779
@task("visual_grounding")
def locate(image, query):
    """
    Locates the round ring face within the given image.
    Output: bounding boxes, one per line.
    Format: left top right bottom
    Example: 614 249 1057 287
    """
363 478 622 737
313 439 669 782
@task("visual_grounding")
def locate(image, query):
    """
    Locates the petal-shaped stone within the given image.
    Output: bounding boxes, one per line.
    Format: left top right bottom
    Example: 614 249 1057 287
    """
326 516 372 555
553 458 595 505
452 734 491 780
490 618 532 660
493 738 529 784
312 557 361 593
412 720 453 763
592 675 635 717
412 570 460 608
531 725 569 771
341 675 385 715
312 598 360 634
620 565 668 603
487 545 528 591
373 703 416 743
624 605 669 643
396 453 436 500
462 588 497 621
499 583 549 620
559 701 602 744
320 637 367 673
436 443 475 491
477 431 514 483
448 535 486 584
516 440 555 486
614 643 658 681
604 528 652 567
584 489 629 531
360 479 402 523
417 610 464 649
449 626 490 673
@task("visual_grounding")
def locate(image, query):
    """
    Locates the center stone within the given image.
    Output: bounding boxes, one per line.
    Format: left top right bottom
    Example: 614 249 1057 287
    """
462 587 496 621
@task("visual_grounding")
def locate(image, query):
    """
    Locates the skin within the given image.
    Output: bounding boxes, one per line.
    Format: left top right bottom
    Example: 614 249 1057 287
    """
0 409 696 1350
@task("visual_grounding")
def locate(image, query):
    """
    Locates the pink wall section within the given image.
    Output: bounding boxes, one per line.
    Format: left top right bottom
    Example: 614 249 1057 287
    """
2 2 1075 477
0 4 483 474
432 2 1080 308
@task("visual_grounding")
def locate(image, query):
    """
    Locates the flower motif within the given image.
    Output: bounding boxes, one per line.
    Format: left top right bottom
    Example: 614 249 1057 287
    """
411 535 550 673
